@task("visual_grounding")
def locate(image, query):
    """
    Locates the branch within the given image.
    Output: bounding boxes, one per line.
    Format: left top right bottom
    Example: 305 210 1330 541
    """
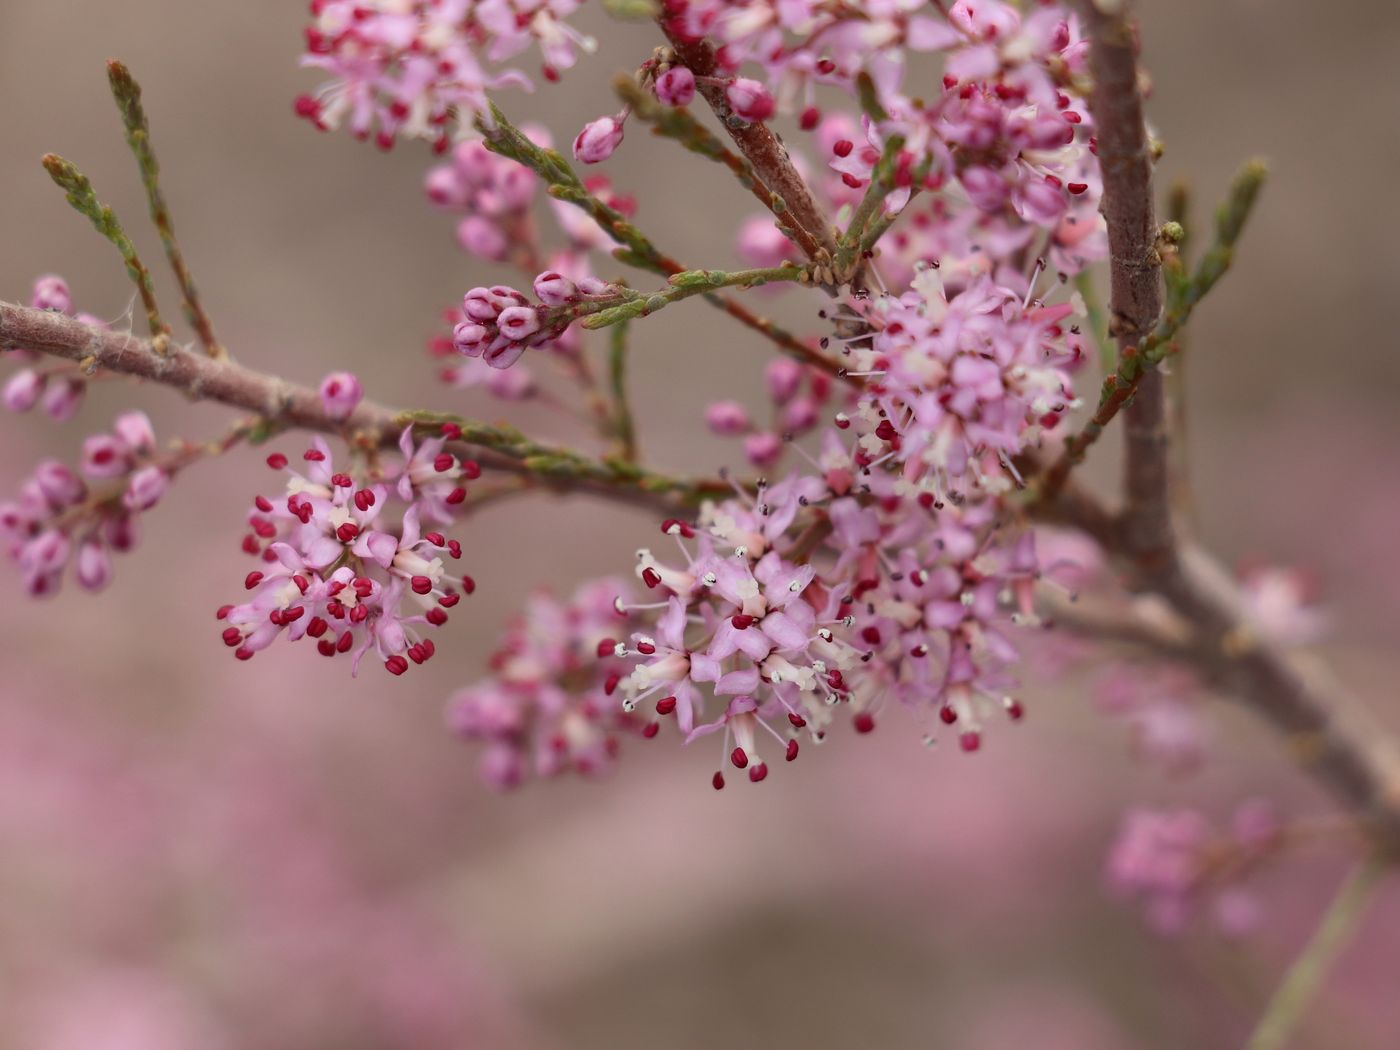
0 302 722 515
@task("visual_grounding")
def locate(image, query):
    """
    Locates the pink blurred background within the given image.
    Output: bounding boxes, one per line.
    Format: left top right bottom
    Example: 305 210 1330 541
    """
2 1 1398 1046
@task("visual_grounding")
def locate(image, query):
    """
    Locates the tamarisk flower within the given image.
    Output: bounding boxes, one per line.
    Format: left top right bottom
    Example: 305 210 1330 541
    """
0 413 166 596
452 273 619 369
447 578 644 788
219 433 471 675
296 0 596 151
2 275 108 422
704 358 837 467
425 134 544 261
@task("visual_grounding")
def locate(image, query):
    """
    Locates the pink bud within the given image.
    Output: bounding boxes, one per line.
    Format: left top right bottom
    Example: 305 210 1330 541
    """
705 400 751 435
737 216 799 269
456 216 509 260
113 411 156 454
75 538 113 591
576 276 615 298
655 66 696 107
533 270 577 307
2 369 45 412
81 434 132 479
481 743 526 790
40 377 84 422
782 397 819 432
726 79 775 122
744 431 784 467
31 274 72 314
102 513 138 553
572 115 625 164
123 465 169 512
764 359 803 404
319 372 363 421
452 322 491 358
463 287 504 322
33 461 86 508
424 165 467 208
496 306 542 342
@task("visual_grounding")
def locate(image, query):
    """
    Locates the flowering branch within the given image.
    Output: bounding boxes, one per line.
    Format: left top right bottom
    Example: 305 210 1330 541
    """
0 301 723 514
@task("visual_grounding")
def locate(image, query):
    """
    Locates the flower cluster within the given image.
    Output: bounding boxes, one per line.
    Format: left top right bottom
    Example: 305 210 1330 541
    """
452 271 619 369
447 578 646 788
218 427 476 675
705 358 839 468
296 0 595 151
0 412 168 596
2 275 106 422
1106 801 1283 935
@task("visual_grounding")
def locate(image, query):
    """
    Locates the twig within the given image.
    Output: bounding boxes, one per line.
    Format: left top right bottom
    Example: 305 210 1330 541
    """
1244 854 1390 1050
607 321 638 463
107 60 224 359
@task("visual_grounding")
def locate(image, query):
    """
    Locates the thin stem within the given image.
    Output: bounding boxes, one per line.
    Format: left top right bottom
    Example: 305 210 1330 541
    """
1245 855 1390 1050
107 60 224 359
41 154 171 351
607 321 638 463
576 264 809 330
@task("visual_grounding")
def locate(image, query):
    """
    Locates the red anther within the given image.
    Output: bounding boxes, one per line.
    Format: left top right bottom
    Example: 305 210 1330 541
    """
283 606 305 622
446 487 467 505
421 639 435 659
407 644 426 665
336 522 359 543
440 593 460 608
460 575 476 594
336 631 354 653
730 614 755 629
875 419 898 441
384 655 409 676
660 518 695 538
788 712 807 728
1005 699 1025 722
596 638 617 658
712 771 726 790
426 607 448 626
730 746 749 769
293 93 321 119
353 577 374 597
1067 182 1088 194
303 448 326 462
785 739 799 762
293 575 309 593
241 535 260 555
655 696 677 715
424 532 446 547
411 575 434 595
234 647 254 662
222 627 243 647
939 705 958 725
251 518 277 539
841 172 863 189
833 139 854 157
265 453 288 469
244 571 264 590
748 762 769 783
254 496 273 513
331 472 353 488
853 711 876 734
799 105 820 130
447 540 462 559
461 460 481 479
350 604 369 624
603 671 621 696
1063 110 1082 124
636 640 657 655
216 604 233 620
306 616 328 638
433 453 456 473
959 731 981 753
642 721 660 739
317 639 336 657
642 567 662 589
269 609 284 627
861 626 881 645
440 422 462 439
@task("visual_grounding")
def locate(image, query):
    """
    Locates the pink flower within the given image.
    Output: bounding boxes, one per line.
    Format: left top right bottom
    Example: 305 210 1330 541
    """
705 400 751 435
572 114 625 164
725 78 775 122
654 66 696 106
319 371 363 421
2 370 44 413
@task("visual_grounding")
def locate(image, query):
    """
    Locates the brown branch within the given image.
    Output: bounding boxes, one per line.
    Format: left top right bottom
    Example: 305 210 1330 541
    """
658 25 837 262
1079 0 1171 573
0 301 714 516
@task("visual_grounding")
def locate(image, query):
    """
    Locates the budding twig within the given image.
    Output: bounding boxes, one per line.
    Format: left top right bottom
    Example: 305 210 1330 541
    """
107 60 224 360
40 154 171 353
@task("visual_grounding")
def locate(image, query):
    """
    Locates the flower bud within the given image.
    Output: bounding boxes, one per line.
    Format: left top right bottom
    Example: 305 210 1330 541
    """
456 215 509 260
764 359 803 404
726 79 775 122
75 537 113 592
744 431 783 467
572 115 625 164
113 411 157 454
31 274 72 314
2 369 45 412
452 321 492 358
533 271 577 307
424 165 467 208
33 461 86 508
655 66 696 107
40 377 85 422
123 465 170 512
496 305 542 342
705 400 751 435
319 371 363 421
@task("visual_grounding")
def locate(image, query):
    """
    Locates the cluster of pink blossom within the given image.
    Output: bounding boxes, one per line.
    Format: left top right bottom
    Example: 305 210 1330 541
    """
451 271 619 369
447 578 647 788
0 412 168 596
1105 801 1283 935
2 275 106 422
218 425 478 675
296 0 595 151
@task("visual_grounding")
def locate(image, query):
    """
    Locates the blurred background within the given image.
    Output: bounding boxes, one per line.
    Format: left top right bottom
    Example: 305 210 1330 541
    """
2 1 1398 1046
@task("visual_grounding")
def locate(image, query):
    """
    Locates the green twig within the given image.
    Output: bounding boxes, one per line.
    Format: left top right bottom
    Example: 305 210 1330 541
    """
41 153 171 351
608 321 637 463
107 60 224 359
1074 270 1114 374
1245 854 1389 1050
576 264 807 330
